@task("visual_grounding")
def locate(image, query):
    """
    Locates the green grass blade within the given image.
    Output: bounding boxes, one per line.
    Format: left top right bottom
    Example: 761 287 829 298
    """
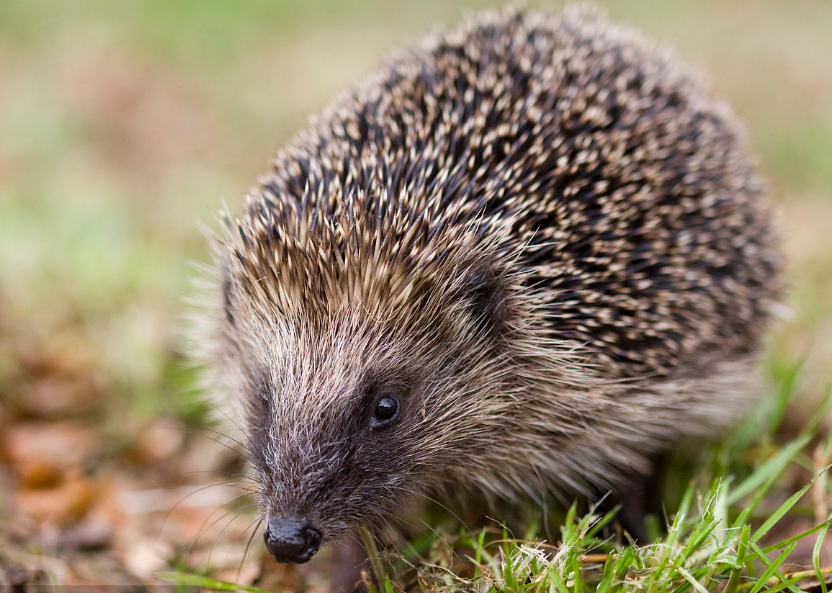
360 525 386 593
546 565 572 593
729 435 810 505
647 483 696 593
762 575 807 593
158 571 274 593
594 553 617 593
748 541 800 593
614 548 635 581
682 519 720 559
571 556 583 593
585 506 619 540
760 519 831 553
800 384 832 438
473 528 487 579
813 517 831 593
676 482 695 527
677 566 710 593
752 464 832 542
503 540 518 592
767 358 804 438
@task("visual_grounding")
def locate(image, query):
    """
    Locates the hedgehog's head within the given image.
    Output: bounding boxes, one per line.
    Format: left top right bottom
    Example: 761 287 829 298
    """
205 189 548 563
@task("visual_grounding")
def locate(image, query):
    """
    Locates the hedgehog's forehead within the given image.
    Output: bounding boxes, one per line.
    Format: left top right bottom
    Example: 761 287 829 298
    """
225 199 504 318
254 306 426 419
266 312 375 399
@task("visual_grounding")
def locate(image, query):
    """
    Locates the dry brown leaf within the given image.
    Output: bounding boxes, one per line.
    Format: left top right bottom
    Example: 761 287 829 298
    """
16 474 95 525
127 418 187 464
1 421 98 476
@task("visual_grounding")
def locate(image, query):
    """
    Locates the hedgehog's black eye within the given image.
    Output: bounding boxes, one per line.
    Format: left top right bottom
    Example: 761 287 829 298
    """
371 394 399 428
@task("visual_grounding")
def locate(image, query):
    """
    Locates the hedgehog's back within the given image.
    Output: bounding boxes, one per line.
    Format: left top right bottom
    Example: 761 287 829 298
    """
252 7 780 378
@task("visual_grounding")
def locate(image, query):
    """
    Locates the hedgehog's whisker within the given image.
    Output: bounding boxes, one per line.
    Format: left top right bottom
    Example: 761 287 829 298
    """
211 404 259 454
182 494 259 563
385 484 472 534
154 481 257 544
235 516 264 583
207 503 259 570
163 424 254 458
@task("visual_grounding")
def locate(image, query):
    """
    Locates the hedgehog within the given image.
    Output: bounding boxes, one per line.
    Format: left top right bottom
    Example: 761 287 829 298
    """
192 6 780 568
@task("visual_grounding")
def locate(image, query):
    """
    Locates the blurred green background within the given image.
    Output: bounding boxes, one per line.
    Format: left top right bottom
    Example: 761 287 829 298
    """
1 0 831 425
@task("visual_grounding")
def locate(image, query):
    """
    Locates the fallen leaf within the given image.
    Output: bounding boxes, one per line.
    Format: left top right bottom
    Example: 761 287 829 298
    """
16 474 95 525
1 421 98 477
57 520 113 551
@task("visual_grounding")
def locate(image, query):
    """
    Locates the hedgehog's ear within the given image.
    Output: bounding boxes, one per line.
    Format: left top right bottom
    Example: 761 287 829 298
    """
458 264 508 337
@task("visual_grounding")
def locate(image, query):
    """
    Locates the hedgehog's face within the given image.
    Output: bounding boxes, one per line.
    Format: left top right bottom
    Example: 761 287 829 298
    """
218 256 515 563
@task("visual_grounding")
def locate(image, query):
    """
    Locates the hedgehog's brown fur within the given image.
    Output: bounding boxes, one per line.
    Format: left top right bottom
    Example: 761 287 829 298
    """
194 6 780 556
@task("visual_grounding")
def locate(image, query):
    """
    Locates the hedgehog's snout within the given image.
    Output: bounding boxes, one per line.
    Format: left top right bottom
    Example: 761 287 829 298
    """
263 517 321 563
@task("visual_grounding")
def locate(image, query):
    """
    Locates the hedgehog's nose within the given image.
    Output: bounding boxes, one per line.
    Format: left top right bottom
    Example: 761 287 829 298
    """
264 517 321 563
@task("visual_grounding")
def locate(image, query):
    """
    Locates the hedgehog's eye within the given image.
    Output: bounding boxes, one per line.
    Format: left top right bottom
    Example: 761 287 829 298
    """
371 394 399 428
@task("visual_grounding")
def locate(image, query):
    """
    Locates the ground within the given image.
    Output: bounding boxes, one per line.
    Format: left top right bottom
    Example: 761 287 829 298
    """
0 1 831 591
